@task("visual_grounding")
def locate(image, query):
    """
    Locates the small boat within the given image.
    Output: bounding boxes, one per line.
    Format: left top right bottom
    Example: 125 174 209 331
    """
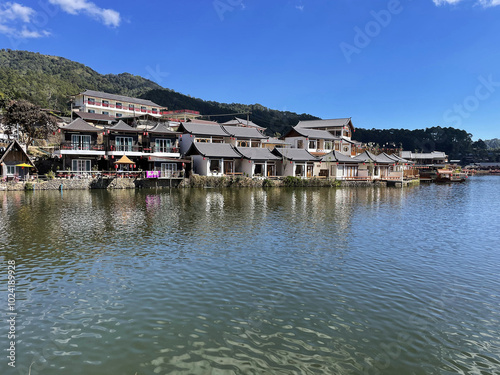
436 169 467 183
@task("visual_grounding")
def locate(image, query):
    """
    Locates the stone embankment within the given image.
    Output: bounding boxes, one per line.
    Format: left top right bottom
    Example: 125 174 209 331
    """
0 175 418 191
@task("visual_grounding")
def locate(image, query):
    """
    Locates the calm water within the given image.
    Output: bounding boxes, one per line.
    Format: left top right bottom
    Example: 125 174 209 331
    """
1 177 500 375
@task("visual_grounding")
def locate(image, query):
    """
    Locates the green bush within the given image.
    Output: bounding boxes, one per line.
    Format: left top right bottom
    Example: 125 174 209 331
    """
24 182 34 190
262 179 273 187
45 170 55 179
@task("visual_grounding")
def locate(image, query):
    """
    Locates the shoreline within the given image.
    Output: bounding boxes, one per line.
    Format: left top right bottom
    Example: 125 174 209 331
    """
0 175 420 191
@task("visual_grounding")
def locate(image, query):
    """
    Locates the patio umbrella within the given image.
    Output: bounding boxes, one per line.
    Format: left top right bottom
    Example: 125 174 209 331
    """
114 155 134 164
16 163 34 168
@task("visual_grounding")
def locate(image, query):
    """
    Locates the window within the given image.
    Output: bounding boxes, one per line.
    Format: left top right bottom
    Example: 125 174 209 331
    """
308 140 317 149
115 136 133 152
129 104 135 111
141 106 147 113
297 140 304 148
116 102 123 109
88 110 95 114
210 159 221 173
71 135 91 150
87 98 95 105
102 100 109 107
254 164 263 175
7 165 16 175
343 146 349 153
237 140 249 147
324 141 333 150
116 113 122 118
161 163 177 178
155 139 172 153
102 111 109 115
196 138 211 143
72 159 91 172
152 108 158 114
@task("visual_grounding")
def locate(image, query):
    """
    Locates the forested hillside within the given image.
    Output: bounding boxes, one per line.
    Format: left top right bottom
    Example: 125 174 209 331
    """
0 49 318 136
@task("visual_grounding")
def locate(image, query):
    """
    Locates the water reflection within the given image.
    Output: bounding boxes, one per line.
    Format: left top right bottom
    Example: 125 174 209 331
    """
1 179 499 374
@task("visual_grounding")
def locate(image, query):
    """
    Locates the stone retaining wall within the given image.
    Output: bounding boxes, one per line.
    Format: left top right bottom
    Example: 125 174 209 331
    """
0 176 419 191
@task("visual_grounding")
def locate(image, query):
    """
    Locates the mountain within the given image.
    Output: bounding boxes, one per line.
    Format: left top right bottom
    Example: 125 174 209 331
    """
484 138 500 149
0 49 319 136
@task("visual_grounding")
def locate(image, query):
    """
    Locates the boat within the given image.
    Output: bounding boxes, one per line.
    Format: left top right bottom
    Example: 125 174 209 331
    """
436 169 468 183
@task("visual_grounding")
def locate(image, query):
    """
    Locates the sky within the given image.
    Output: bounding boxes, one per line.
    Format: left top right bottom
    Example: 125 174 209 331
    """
1 0 500 140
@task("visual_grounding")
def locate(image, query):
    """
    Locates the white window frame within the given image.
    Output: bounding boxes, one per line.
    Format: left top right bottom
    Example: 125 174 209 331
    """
72 159 91 172
71 134 91 150
115 136 133 152
155 139 172 153
7 165 16 176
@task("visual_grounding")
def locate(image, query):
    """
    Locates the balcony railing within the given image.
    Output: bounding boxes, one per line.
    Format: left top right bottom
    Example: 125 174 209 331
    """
109 145 142 152
59 142 104 151
142 146 179 154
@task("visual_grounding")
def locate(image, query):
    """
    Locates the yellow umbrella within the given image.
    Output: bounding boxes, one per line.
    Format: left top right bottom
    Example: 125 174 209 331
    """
16 163 34 168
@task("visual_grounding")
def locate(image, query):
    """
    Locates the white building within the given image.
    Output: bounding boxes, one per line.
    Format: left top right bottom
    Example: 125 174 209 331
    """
73 90 166 119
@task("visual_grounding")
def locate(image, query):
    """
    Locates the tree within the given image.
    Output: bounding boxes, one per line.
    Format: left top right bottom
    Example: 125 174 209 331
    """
3 100 58 145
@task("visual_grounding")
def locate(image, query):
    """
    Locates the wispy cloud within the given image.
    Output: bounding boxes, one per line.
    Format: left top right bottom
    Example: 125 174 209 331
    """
0 2 51 38
432 0 500 7
48 0 121 27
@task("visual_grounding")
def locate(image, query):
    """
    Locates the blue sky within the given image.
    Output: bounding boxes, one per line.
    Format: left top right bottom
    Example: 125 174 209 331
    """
1 0 500 140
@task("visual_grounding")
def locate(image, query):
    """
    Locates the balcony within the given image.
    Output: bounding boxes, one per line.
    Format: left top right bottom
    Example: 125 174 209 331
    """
142 146 180 155
54 141 105 156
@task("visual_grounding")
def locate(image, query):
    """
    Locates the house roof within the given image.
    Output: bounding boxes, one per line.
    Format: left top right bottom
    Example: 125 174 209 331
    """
223 117 266 130
321 151 358 163
74 111 116 123
147 123 180 135
178 122 228 137
78 90 162 108
295 118 353 129
222 125 268 139
60 118 102 132
0 140 37 171
286 127 339 140
382 153 412 164
185 142 241 158
236 147 281 161
352 151 393 164
272 148 318 162
262 137 291 145
400 151 448 160
107 120 140 133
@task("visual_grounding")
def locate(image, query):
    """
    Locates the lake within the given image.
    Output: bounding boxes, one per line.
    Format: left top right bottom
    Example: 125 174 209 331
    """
1 177 500 375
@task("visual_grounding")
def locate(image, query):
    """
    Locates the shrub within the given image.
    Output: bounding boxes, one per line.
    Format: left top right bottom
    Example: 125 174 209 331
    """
24 182 34 190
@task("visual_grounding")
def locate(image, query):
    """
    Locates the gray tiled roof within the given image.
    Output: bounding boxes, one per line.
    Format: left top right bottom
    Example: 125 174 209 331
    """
223 117 266 130
400 151 447 160
79 90 162 108
352 151 393 164
147 123 179 135
178 122 228 137
236 147 281 161
321 151 358 163
291 127 338 140
222 125 268 139
107 120 140 133
295 118 352 129
262 137 291 145
61 118 102 132
186 143 241 158
272 148 318 162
